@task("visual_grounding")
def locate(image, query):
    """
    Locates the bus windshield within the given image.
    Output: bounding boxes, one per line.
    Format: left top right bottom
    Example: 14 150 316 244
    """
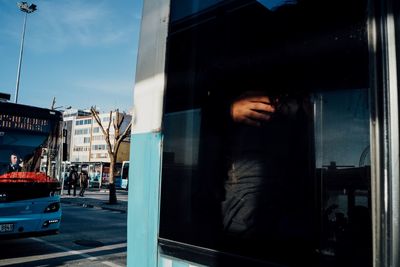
0 104 62 183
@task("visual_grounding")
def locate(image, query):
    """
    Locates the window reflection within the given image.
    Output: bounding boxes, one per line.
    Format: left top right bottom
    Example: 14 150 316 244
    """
315 89 371 266
161 0 372 266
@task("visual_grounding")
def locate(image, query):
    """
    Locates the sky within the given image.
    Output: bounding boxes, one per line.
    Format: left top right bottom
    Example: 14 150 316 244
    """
0 0 143 113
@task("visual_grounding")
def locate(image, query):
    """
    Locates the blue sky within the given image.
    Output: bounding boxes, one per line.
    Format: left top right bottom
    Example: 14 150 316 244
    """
0 0 142 112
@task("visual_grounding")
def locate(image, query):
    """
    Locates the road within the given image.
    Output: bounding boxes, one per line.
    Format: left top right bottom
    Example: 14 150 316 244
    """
0 203 127 267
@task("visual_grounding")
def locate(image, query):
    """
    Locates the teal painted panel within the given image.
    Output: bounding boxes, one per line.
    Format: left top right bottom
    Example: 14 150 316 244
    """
127 132 162 267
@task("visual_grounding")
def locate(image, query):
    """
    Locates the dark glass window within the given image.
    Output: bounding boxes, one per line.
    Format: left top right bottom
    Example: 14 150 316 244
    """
161 1 372 266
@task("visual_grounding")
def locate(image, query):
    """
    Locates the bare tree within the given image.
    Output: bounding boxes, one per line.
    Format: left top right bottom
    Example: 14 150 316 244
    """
90 107 132 204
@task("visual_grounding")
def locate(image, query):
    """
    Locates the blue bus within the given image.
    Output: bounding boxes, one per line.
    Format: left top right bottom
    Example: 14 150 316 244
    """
120 161 129 190
0 101 62 238
128 0 400 266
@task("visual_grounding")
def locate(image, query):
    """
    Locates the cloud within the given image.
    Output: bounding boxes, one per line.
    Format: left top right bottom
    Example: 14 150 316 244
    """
8 0 139 52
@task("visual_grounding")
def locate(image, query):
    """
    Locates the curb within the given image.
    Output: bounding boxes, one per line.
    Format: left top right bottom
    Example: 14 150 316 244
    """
60 199 127 213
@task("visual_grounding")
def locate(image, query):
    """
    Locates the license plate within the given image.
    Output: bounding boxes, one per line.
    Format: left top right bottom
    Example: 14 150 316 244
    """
0 223 14 233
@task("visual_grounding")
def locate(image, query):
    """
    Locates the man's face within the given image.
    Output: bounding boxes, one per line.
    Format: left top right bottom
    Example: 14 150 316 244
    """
11 155 17 164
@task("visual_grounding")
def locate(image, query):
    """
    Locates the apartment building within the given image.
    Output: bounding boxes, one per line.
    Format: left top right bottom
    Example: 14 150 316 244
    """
65 111 131 163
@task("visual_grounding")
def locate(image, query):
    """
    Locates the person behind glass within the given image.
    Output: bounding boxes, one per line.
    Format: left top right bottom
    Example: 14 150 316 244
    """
79 170 89 197
221 89 314 260
67 166 78 196
8 154 22 172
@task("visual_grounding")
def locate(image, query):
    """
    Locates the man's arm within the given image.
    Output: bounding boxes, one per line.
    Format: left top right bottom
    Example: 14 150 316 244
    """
231 94 276 127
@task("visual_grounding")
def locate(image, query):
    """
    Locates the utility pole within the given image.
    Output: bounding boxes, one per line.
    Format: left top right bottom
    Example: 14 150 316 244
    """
15 2 37 103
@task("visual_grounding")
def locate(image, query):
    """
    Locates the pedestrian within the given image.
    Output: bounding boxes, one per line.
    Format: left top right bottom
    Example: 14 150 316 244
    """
67 166 78 196
79 170 89 197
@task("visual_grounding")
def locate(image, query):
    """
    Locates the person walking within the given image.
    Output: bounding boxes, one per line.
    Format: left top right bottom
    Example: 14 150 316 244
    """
67 167 78 196
79 170 89 197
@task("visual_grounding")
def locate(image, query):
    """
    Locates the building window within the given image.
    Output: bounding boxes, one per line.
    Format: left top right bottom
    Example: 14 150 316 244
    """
92 135 104 141
83 137 90 143
92 144 107 151
75 119 92 126
74 128 89 135
93 127 100 133
73 146 89 152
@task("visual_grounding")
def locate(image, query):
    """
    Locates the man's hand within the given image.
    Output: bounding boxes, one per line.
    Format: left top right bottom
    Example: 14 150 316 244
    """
231 95 276 127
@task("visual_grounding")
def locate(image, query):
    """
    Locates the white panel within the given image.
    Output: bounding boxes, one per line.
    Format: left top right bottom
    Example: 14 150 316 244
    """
133 73 165 134
160 257 173 267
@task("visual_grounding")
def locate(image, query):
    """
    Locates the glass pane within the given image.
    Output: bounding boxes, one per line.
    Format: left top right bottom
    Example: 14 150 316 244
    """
0 110 61 201
314 89 371 266
161 0 372 266
0 115 60 176
170 0 223 21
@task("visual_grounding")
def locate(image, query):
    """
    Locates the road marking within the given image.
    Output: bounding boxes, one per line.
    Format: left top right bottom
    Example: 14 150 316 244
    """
102 260 124 267
32 237 97 260
0 238 126 267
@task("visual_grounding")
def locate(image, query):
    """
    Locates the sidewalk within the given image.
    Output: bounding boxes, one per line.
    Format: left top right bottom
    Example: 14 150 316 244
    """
60 189 128 213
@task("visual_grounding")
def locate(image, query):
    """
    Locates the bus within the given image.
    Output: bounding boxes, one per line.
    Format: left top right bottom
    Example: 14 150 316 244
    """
120 161 129 190
110 161 129 189
69 161 107 188
0 101 62 238
128 0 400 267
65 161 128 189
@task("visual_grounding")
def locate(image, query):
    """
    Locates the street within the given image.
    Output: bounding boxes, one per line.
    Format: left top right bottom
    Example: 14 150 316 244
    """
0 202 127 267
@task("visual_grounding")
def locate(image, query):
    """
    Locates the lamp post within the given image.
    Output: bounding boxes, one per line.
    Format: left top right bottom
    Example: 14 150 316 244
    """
15 2 37 104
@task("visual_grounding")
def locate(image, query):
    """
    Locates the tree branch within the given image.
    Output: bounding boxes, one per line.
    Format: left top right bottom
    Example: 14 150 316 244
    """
107 111 112 131
117 114 125 129
113 110 119 135
90 107 113 155
116 122 132 146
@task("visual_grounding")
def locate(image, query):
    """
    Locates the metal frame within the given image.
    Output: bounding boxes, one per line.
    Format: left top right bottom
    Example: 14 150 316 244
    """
369 0 399 266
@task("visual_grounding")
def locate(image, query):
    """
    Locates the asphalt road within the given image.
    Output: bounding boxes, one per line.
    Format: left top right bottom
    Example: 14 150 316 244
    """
0 203 127 267
61 189 128 203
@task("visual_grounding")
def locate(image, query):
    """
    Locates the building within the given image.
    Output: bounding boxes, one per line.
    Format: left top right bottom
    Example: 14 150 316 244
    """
63 110 131 163
62 109 91 161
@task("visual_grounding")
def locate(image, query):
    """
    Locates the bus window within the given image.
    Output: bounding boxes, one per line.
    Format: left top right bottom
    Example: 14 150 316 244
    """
0 118 60 178
314 89 371 267
122 161 129 180
120 161 129 190
160 0 371 266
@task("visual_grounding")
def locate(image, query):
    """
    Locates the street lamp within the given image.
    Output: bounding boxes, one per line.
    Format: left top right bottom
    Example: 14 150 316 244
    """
15 2 37 104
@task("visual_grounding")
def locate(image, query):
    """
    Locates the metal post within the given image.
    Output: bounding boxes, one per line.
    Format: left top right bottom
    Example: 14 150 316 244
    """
15 12 27 104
